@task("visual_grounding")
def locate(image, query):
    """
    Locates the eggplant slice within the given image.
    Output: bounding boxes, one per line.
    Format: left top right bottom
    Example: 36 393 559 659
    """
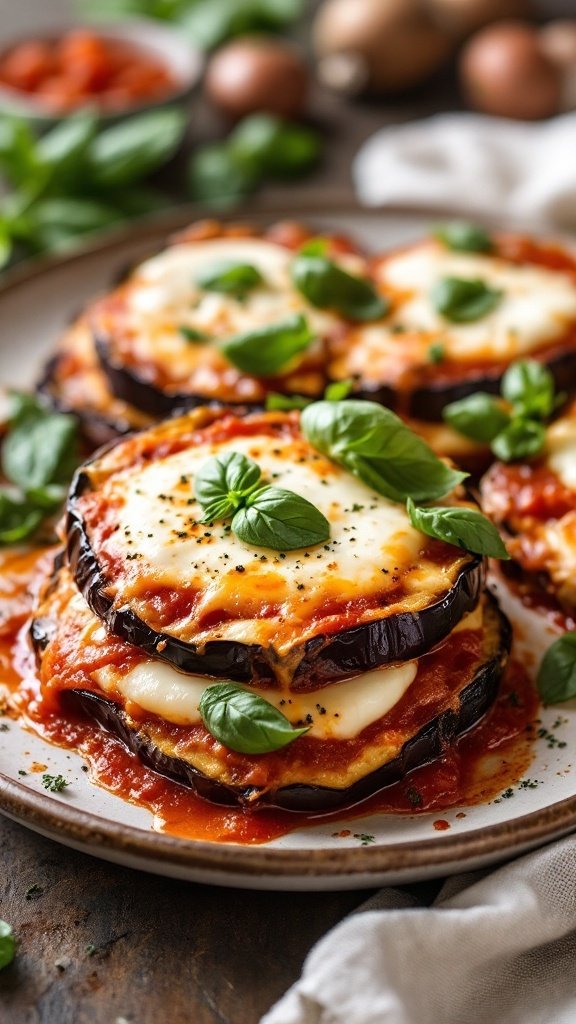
88 224 367 415
37 318 154 449
31 565 510 811
329 235 576 421
66 407 483 688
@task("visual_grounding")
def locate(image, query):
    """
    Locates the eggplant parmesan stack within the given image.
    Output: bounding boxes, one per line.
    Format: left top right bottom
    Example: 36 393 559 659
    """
31 403 511 811
481 401 576 622
329 229 576 423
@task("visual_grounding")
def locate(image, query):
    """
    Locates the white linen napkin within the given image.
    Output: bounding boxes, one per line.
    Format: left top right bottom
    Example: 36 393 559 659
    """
261 835 576 1024
353 112 576 231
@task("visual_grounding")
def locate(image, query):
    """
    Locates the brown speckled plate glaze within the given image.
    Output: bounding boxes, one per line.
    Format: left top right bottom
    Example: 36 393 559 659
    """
0 207 575 890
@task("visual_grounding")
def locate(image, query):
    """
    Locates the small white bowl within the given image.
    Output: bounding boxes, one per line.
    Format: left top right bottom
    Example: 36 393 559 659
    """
0 19 204 125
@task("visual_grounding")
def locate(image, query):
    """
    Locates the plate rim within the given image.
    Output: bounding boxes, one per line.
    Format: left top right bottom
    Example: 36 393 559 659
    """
1 204 575 882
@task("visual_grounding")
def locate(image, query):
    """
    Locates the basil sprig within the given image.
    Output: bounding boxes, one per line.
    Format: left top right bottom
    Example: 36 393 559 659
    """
194 452 330 551
444 359 557 462
221 313 315 376
196 260 263 298
0 392 79 544
433 221 493 254
406 498 509 559
195 451 261 523
199 682 308 754
431 276 502 323
0 920 15 971
291 251 388 321
301 400 467 503
537 633 576 704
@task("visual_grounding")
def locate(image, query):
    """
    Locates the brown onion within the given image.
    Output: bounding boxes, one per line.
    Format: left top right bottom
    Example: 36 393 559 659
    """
313 0 452 95
460 21 561 119
204 37 309 120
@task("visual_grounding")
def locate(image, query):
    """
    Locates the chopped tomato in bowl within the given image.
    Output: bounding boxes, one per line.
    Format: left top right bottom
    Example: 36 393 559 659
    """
0 22 203 120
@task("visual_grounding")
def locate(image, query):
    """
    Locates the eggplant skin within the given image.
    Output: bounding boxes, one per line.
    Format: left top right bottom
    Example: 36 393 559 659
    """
350 343 576 423
66 464 484 688
59 596 511 812
94 334 218 418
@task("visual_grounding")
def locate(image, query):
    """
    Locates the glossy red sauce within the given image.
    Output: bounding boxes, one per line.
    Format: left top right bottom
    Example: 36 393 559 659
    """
483 461 576 524
2 548 539 845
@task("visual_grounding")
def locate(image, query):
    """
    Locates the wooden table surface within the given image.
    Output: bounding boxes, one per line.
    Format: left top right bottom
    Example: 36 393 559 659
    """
0 2 573 1021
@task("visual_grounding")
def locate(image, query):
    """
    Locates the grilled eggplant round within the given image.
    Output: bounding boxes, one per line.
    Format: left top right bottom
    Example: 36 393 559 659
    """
89 222 365 415
31 566 509 811
329 234 576 421
65 407 483 688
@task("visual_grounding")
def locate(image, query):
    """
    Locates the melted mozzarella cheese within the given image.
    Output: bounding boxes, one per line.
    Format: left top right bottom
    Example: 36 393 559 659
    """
110 430 448 642
546 412 576 491
123 238 349 369
113 659 418 740
370 241 576 363
97 604 483 739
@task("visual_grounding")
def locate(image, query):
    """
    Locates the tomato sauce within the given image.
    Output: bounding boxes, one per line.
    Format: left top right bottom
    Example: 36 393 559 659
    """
0 30 176 114
2 548 539 845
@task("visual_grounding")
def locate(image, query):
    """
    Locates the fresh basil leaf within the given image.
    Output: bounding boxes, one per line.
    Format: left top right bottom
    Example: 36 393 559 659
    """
36 111 97 193
433 221 493 253
443 393 511 443
406 497 509 559
188 143 258 207
233 486 330 550
181 0 303 51
491 418 546 463
265 392 311 411
428 342 445 364
21 198 122 252
88 108 186 187
291 254 387 321
2 400 78 492
0 491 44 545
229 113 320 178
199 682 308 754
431 277 503 323
0 116 41 190
324 379 353 401
301 400 467 503
6 391 48 422
196 260 263 297
501 359 555 419
537 632 576 704
179 325 210 343
195 451 261 522
0 919 15 971
221 313 315 376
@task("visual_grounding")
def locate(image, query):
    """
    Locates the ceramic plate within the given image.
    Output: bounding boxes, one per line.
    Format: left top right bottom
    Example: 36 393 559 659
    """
0 206 575 891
